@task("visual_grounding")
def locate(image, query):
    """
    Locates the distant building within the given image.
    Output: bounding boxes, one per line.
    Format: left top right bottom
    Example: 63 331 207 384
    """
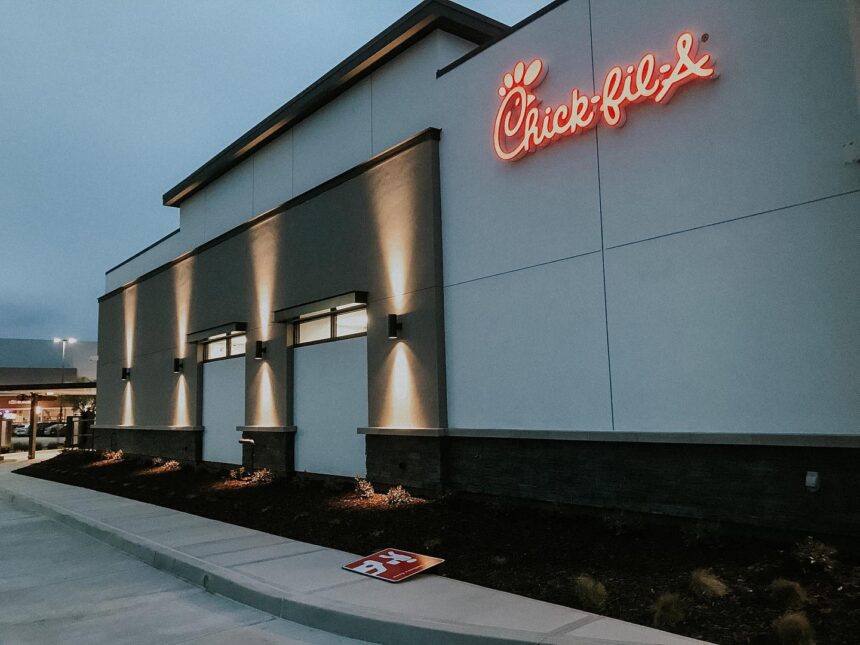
0 338 97 423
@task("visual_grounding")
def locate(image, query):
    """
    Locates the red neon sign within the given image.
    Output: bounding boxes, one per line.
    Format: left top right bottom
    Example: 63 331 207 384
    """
493 32 716 161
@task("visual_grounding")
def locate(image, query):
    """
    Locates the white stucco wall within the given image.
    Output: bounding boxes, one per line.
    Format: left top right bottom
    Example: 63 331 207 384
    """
439 0 860 434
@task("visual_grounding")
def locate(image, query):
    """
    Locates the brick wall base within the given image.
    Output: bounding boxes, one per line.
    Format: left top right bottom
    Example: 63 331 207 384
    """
93 427 201 464
366 433 860 536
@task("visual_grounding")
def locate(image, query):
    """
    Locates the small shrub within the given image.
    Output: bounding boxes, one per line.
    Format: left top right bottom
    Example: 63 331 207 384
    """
161 459 181 473
228 467 273 484
354 476 375 498
769 578 807 610
249 468 273 484
386 484 412 506
794 537 837 572
652 593 684 629
151 456 164 466
690 568 728 598
573 575 608 612
102 449 124 462
772 611 815 645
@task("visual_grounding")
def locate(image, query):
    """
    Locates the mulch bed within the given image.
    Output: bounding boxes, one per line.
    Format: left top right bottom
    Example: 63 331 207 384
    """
16 451 860 644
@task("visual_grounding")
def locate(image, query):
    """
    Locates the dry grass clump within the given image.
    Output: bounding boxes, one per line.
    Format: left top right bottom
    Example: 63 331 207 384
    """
572 575 608 612
690 568 728 598
769 578 807 610
354 476 375 499
772 611 815 645
102 449 124 462
385 484 413 506
652 593 684 629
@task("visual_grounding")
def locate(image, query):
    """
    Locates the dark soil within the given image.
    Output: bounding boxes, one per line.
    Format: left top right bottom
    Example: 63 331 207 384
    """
17 451 860 644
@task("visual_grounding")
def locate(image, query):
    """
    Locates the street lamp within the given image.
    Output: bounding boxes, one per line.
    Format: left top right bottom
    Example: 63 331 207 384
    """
53 337 77 385
53 337 77 426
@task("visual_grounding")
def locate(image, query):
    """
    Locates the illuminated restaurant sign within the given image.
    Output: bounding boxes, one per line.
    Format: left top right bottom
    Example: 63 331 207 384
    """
493 32 716 161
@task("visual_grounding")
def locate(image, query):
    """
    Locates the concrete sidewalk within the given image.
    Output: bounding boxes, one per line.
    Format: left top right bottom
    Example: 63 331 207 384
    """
0 497 366 645
0 465 709 644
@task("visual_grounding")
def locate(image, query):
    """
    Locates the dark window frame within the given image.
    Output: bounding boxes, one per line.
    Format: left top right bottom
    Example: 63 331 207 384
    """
292 305 367 348
201 332 247 363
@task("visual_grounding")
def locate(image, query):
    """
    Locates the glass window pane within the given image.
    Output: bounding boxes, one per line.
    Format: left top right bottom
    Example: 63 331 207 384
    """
336 308 367 337
298 317 331 344
229 334 247 356
205 339 227 360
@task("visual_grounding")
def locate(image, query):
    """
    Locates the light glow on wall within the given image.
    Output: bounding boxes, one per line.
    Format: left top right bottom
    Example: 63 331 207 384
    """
252 361 278 427
123 285 138 367
367 174 416 311
380 342 419 428
493 32 716 161
120 382 134 426
173 257 194 354
173 375 191 427
249 224 278 340
120 285 137 427
172 258 194 428
249 223 280 427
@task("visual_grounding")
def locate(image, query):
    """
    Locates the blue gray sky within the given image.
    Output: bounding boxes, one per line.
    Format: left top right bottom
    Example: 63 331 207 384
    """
0 0 545 341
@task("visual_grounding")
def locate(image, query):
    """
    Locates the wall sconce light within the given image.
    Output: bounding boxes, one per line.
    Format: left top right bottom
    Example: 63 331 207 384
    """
254 340 267 360
173 358 184 374
121 367 131 381
387 313 403 339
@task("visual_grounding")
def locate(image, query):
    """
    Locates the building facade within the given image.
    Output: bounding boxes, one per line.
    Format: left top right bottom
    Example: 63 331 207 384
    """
96 0 860 534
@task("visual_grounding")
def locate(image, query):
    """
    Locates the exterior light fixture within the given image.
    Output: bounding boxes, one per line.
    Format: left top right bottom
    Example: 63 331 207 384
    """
121 367 131 381
173 358 184 374
254 340 267 360
387 313 403 339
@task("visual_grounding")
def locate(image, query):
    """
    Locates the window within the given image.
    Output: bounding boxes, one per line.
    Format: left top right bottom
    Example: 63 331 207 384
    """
203 332 247 362
294 306 367 347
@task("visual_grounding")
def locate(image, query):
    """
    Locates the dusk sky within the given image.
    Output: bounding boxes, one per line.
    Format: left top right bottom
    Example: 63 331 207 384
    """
0 0 545 342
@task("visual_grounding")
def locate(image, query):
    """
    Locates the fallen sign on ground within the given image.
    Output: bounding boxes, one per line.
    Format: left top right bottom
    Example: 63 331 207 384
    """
343 548 444 583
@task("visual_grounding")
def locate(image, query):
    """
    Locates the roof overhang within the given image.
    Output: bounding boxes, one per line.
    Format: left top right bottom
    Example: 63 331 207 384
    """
162 0 507 208
187 322 248 344
273 291 368 323
0 382 97 397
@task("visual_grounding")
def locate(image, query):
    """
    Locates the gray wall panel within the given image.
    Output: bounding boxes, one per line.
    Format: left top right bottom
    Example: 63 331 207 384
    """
606 191 860 434
445 252 612 430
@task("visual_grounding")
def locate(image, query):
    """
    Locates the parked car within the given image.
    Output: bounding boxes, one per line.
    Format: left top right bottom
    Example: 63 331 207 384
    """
42 423 65 437
12 425 28 437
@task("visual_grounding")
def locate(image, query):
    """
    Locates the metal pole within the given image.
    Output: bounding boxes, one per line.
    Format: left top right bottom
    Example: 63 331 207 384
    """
28 393 38 460
59 340 66 424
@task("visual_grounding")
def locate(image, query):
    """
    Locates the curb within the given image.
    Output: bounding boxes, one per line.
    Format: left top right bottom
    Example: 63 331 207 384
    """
0 483 552 645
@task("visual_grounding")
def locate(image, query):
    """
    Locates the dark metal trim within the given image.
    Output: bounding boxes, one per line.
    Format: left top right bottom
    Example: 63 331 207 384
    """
187 322 247 344
237 425 297 434
0 381 96 393
273 290 368 323
162 0 505 207
292 331 367 349
436 0 570 78
106 228 180 276
99 128 440 303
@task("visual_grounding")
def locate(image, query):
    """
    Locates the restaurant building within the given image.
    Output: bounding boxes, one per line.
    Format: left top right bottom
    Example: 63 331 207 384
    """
95 0 860 534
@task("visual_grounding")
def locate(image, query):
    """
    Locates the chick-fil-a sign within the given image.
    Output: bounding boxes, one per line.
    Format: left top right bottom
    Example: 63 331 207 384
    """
493 32 716 161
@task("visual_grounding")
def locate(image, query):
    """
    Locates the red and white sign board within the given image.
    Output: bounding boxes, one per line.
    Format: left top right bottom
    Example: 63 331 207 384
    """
343 548 444 583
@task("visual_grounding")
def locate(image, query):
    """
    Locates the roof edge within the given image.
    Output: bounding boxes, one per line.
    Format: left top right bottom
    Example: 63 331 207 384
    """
162 0 506 208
